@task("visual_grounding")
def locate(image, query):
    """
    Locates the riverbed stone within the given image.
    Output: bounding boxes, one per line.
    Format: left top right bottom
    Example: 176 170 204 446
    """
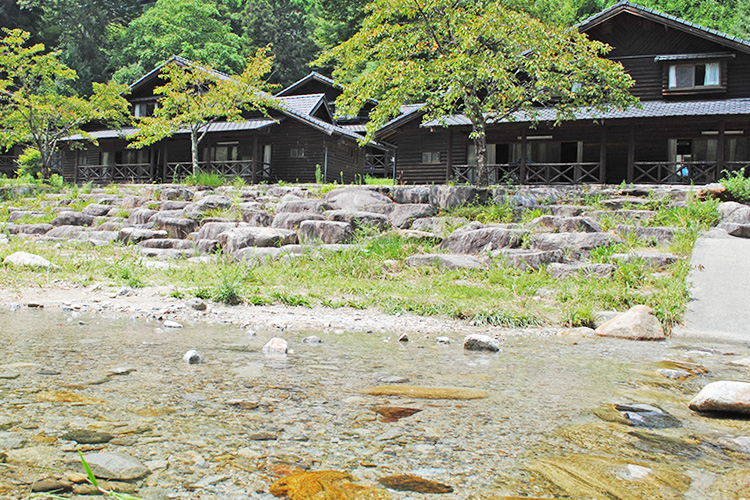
298 220 354 244
263 337 288 355
594 403 682 428
271 470 390 500
493 248 564 270
3 251 56 269
163 320 183 328
405 253 489 270
463 334 501 352
82 452 149 480
689 381 750 414
118 227 168 244
8 223 54 235
153 217 199 239
128 208 157 224
379 474 453 493
61 430 113 444
277 199 331 214
361 385 489 399
410 216 469 236
186 298 207 311
548 263 617 279
183 350 203 364
440 227 527 254
595 305 665 341
81 203 112 217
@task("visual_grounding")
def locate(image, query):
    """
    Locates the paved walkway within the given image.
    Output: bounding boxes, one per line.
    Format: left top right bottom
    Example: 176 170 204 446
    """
674 231 750 343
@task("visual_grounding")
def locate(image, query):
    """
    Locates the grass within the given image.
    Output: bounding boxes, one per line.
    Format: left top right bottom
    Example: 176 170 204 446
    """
0 181 722 334
720 168 750 204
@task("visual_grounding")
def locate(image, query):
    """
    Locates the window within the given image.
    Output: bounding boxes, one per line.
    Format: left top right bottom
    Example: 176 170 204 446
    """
668 62 720 89
206 142 239 162
290 147 305 158
115 149 149 164
422 151 440 164
133 102 156 117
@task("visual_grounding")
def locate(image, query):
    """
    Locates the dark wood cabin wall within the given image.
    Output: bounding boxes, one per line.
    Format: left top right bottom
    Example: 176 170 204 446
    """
270 120 364 183
393 121 451 184
586 12 750 101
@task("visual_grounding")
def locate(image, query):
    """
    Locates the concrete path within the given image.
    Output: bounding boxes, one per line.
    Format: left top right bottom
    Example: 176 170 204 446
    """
674 231 750 343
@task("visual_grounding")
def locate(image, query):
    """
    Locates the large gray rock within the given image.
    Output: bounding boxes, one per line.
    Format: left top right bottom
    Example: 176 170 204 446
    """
599 197 652 209
548 263 617 279
277 199 331 214
526 215 601 233
429 186 491 209
149 210 186 225
184 195 233 218
531 232 623 257
325 187 393 211
50 211 94 227
611 251 679 268
689 381 750 414
616 225 681 244
388 204 436 229
299 220 354 244
160 201 191 211
272 212 325 230
392 186 431 204
718 201 750 224
7 210 44 222
441 227 527 254
718 222 750 238
3 251 56 269
7 223 53 235
218 226 297 254
128 208 157 225
197 221 248 241
45 225 86 239
405 253 489 270
121 195 148 209
492 248 564 271
81 204 113 217
82 452 148 480
153 217 199 239
139 239 194 250
546 205 586 217
411 216 469 236
595 305 665 341
118 227 168 244
159 186 194 201
242 209 273 227
585 209 655 222
325 210 390 231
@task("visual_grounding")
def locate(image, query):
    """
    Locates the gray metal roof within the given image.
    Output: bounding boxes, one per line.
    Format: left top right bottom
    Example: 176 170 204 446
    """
654 52 734 61
421 98 750 127
278 94 326 116
578 1 750 54
275 72 339 97
66 119 277 141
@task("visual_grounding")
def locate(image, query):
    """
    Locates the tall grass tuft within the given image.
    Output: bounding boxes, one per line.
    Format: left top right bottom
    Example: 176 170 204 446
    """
721 168 750 204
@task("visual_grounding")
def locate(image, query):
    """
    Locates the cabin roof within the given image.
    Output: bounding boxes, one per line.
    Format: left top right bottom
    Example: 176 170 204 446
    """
578 0 750 54
275 72 339 97
419 98 750 127
66 118 278 141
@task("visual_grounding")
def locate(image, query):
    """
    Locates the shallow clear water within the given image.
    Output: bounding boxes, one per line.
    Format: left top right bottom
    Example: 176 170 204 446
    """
2 308 750 499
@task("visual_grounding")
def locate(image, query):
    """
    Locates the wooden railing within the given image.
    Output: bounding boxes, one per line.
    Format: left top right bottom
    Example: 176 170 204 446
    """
76 163 152 184
632 161 720 184
365 153 391 176
166 160 272 183
451 162 601 185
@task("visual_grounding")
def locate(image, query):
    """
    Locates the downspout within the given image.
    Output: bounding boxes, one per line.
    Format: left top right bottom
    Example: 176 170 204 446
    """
324 145 329 183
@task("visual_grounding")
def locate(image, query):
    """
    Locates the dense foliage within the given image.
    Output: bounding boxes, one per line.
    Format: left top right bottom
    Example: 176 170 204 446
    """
0 0 747 93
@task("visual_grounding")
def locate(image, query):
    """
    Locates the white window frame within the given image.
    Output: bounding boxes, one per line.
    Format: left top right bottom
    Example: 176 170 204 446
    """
421 151 441 164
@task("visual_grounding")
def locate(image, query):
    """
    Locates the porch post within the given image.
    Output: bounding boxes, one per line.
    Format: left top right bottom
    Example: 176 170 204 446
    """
149 148 156 183
252 135 258 184
74 150 79 184
627 125 635 183
520 128 528 184
162 143 168 183
717 119 726 180
599 125 607 184
446 129 453 182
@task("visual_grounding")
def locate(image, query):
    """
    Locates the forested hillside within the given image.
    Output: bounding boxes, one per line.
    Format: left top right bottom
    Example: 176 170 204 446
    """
0 0 746 95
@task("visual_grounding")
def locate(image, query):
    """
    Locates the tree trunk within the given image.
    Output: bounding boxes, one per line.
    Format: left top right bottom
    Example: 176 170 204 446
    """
191 128 200 176
472 124 488 187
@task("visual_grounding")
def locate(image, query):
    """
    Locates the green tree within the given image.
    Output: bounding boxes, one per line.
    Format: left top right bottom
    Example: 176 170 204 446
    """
128 51 278 174
109 0 245 85
312 0 368 49
317 0 638 186
0 29 130 178
242 0 318 86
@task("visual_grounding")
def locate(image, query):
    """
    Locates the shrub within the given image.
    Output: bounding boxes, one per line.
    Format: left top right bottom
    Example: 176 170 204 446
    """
16 147 41 177
721 168 750 204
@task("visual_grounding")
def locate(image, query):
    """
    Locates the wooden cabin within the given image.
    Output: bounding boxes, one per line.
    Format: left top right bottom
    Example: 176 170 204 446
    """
376 1 750 185
61 59 386 185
